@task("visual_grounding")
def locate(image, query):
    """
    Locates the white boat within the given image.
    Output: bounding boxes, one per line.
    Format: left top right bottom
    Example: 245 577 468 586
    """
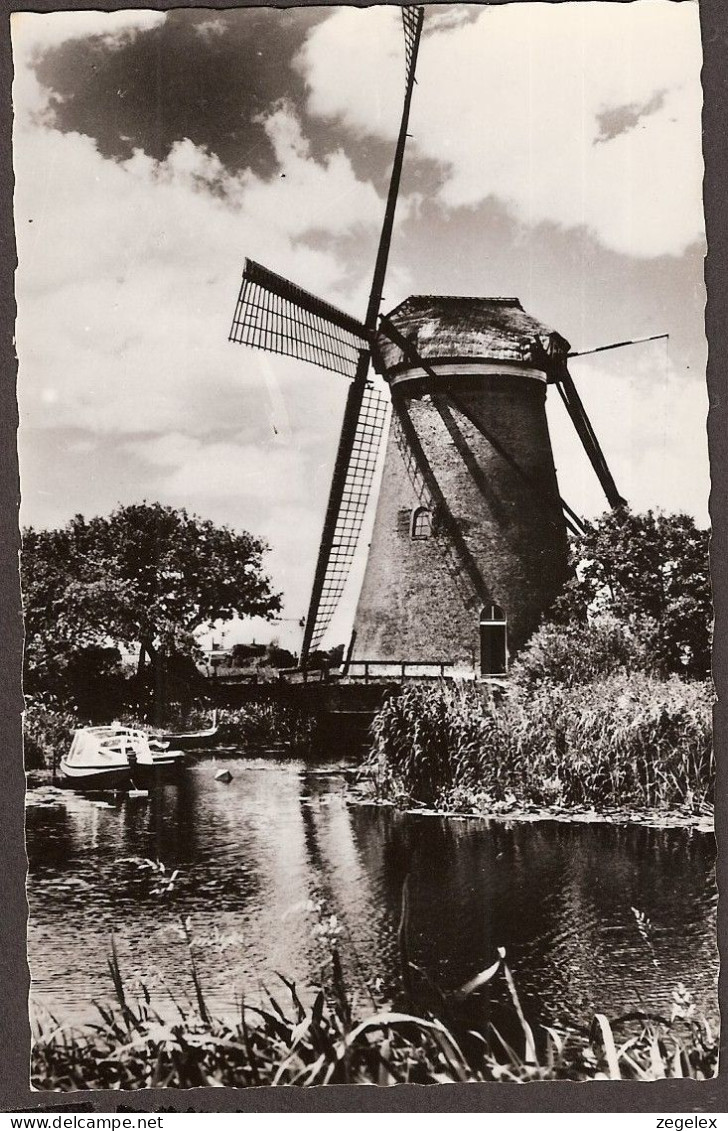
60 726 184 790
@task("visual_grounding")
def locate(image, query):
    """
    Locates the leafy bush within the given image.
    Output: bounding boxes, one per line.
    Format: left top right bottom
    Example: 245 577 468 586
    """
23 698 78 770
216 703 318 753
509 615 655 693
553 509 711 679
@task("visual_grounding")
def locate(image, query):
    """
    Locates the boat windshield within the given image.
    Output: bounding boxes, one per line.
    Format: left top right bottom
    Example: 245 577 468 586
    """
66 728 152 766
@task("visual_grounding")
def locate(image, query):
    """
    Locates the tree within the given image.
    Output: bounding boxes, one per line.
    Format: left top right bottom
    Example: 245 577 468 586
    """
509 615 654 693
22 503 281 702
554 508 711 678
265 642 297 670
307 643 345 670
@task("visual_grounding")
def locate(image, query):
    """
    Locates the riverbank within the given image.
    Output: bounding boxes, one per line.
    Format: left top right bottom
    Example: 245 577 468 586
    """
31 929 717 1088
24 665 715 837
22 698 319 783
347 793 714 833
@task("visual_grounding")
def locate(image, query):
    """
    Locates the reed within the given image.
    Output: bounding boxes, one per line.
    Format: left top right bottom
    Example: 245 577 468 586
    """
215 703 319 754
367 674 713 814
368 680 499 805
509 673 714 811
31 913 717 1089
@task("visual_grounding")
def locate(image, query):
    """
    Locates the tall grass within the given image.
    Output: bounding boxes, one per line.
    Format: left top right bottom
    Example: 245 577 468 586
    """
368 681 501 806
509 673 713 811
31 906 717 1089
216 703 319 754
368 674 713 814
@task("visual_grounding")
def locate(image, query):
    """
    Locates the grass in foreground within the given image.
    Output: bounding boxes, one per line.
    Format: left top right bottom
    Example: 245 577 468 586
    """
32 903 717 1089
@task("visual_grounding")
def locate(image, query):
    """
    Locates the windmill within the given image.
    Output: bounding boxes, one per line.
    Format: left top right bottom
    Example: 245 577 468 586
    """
228 7 650 677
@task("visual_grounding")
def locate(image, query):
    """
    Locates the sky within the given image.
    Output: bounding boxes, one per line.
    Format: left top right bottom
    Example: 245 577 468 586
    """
13 2 708 652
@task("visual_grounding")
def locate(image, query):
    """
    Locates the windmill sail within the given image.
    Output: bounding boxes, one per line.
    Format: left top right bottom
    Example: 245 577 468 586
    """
228 8 425 664
552 362 627 509
306 382 389 652
555 333 668 509
229 259 368 380
402 5 422 88
300 5 425 662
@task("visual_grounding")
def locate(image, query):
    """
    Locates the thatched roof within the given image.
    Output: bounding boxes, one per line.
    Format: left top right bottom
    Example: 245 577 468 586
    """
377 296 570 377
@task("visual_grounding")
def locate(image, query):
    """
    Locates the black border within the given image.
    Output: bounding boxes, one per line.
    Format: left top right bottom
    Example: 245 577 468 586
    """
2 0 725 1113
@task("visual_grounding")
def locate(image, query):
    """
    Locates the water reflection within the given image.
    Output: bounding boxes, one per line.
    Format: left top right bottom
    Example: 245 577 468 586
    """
27 757 717 1029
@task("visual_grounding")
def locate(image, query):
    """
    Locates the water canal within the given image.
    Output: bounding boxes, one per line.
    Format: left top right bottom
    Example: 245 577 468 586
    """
26 755 718 1031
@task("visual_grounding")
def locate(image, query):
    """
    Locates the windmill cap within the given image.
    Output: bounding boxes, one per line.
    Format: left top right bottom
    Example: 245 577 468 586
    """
377 295 570 380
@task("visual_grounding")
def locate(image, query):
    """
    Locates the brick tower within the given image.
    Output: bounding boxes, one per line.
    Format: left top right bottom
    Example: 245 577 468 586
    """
348 296 572 678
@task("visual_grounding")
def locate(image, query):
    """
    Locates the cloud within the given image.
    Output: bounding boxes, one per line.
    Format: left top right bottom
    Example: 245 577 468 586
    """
296 8 405 143
12 9 167 53
16 7 325 176
126 433 309 506
14 117 379 439
11 10 168 116
298 1 704 258
241 104 384 239
593 90 668 145
193 17 227 43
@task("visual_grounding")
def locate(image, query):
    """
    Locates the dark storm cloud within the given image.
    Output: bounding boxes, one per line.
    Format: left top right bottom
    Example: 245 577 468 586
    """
594 89 667 145
31 8 328 178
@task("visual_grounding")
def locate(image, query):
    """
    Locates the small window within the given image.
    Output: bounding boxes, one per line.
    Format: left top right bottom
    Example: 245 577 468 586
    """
480 604 507 676
410 507 432 540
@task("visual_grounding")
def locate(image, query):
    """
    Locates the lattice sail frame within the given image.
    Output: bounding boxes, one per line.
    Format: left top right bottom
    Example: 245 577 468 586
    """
402 6 424 88
229 259 369 380
308 382 389 651
227 261 390 653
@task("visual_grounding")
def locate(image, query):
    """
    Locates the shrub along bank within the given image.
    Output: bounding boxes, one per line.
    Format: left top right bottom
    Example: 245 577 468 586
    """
23 698 79 773
215 702 320 753
23 699 321 780
365 619 714 818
